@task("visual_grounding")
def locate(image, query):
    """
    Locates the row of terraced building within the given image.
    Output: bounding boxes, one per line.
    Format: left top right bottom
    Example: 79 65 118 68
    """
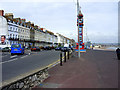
0 10 75 48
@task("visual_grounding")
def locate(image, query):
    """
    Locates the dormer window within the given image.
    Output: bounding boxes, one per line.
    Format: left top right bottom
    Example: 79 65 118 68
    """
11 20 13 23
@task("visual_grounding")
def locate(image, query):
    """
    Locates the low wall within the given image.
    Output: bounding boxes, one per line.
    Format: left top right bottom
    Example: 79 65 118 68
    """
1 67 49 90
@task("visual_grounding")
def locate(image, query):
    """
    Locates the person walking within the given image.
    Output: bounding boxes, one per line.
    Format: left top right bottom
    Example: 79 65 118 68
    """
116 48 120 60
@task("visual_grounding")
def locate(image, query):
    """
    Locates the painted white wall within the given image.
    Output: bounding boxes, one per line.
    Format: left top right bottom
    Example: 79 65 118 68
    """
0 16 8 36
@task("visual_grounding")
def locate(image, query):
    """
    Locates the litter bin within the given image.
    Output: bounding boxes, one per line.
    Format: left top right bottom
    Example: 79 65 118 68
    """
116 48 120 60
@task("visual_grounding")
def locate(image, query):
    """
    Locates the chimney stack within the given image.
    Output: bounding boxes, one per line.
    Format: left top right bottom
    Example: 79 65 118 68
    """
34 25 38 29
14 18 21 22
5 13 13 19
0 10 4 16
31 22 34 27
40 28 44 31
21 19 26 22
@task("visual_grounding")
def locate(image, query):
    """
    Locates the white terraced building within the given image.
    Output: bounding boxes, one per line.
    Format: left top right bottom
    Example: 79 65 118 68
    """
7 18 19 45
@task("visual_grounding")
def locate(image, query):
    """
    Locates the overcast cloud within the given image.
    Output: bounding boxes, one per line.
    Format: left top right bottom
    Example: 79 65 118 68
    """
0 0 118 43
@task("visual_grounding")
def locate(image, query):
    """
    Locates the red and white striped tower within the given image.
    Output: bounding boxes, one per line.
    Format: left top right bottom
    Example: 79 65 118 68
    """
77 0 84 58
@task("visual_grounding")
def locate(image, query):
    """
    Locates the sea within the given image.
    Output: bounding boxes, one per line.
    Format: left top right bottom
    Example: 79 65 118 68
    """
94 43 120 51
106 47 119 50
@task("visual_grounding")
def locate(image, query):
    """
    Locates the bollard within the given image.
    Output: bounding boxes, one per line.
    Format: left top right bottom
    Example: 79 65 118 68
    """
64 51 66 62
68 51 69 59
60 52 62 66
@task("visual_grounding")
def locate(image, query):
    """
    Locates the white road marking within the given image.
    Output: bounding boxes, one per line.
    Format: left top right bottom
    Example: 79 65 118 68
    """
10 55 17 58
20 55 28 59
0 58 18 64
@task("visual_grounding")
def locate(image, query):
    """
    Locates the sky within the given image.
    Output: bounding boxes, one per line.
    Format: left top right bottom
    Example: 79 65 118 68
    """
0 0 119 43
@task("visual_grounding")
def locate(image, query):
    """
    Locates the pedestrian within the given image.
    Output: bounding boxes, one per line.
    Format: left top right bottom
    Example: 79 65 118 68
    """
116 48 120 60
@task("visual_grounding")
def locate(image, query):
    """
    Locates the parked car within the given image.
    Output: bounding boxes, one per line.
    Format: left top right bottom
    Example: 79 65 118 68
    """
40 46 44 49
31 47 40 51
44 46 51 50
2 47 11 52
25 46 29 49
0 47 2 50
55 47 62 51
11 44 24 55
50 46 55 49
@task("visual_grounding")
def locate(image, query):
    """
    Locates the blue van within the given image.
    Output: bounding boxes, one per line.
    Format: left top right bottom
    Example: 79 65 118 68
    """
11 44 24 55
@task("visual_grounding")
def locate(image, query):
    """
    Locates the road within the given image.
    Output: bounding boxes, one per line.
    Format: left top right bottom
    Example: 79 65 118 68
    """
1 50 62 82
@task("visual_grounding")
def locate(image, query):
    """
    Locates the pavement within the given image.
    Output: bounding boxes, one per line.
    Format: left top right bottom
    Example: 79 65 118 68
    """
1 49 64 83
38 49 118 88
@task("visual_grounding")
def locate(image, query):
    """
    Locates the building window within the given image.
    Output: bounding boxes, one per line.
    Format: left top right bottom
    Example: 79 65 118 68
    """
16 35 17 38
10 41 12 45
10 27 12 30
16 28 17 32
10 34 12 38
13 34 14 38
13 28 15 31
18 29 19 32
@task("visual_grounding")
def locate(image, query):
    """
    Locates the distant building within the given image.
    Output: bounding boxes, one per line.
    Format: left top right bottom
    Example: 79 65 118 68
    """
85 41 91 49
55 33 65 46
55 33 75 47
